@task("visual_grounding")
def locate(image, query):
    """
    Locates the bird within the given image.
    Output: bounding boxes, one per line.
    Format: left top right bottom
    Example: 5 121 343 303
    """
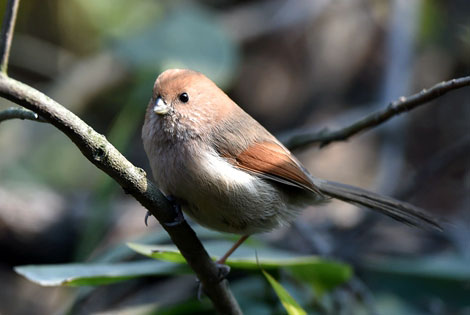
142 69 441 264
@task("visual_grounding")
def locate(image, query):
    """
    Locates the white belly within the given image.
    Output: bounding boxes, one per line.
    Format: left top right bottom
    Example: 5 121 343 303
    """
179 149 296 234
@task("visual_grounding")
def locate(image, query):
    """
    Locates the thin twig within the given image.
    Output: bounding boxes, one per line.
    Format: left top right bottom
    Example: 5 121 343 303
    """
281 76 470 150
0 74 242 315
0 0 20 74
0 106 45 124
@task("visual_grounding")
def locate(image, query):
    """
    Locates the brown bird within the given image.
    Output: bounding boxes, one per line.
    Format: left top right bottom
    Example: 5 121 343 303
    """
142 69 441 264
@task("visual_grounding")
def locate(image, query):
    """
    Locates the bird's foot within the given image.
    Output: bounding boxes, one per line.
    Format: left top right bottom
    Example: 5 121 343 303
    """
144 195 185 227
196 263 231 300
144 211 152 226
163 196 185 227
215 262 231 279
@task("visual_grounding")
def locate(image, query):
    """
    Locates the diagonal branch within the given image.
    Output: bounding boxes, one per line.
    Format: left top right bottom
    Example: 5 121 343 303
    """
0 74 242 315
0 0 20 74
0 1 241 313
0 106 45 124
281 76 470 150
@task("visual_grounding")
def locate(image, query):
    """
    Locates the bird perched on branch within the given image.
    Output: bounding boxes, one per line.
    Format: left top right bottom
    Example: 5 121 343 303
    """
142 69 441 264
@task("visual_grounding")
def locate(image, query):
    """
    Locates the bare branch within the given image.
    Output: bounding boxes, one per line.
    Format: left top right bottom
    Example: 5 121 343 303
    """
281 76 470 150
0 73 242 315
0 0 20 74
0 106 45 124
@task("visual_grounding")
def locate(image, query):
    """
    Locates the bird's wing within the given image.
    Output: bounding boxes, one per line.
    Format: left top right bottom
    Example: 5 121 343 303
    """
221 140 322 195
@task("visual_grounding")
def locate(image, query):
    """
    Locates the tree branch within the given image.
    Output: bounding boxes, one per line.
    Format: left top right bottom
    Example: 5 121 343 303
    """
0 1 241 312
0 74 242 315
281 76 470 150
0 0 20 74
0 106 45 124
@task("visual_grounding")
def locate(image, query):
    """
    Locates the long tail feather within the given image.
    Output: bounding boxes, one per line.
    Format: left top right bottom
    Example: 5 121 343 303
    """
311 178 442 231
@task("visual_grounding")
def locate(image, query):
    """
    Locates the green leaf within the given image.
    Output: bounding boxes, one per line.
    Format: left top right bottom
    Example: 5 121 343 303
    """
128 240 352 292
94 226 226 263
92 230 172 263
14 260 189 287
289 262 353 295
128 240 344 268
262 269 307 315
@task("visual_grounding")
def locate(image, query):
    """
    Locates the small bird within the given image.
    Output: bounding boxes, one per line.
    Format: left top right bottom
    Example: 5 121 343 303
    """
142 69 441 264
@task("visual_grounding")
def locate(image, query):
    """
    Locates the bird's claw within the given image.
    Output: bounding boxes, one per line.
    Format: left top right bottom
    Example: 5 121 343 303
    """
196 263 231 300
144 211 152 227
144 195 185 227
163 200 185 227
215 263 231 280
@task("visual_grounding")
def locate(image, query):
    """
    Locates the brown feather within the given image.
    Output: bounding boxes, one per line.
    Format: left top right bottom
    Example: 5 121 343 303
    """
224 141 323 195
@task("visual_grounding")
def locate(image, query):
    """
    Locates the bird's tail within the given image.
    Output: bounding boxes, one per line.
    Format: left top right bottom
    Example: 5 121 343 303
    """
311 178 442 231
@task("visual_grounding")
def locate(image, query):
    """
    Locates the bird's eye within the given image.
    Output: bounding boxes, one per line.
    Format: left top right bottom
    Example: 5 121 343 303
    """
179 92 189 103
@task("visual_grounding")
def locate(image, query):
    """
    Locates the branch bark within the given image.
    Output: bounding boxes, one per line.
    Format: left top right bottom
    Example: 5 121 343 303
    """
0 74 242 315
0 0 20 74
281 76 470 150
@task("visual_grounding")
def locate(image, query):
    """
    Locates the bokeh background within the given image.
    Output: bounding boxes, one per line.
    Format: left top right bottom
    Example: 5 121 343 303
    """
0 0 469 314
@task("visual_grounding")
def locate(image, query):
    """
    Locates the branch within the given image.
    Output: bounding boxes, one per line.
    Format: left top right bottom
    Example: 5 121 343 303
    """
0 2 241 313
0 106 45 124
281 76 470 150
0 0 20 74
0 74 242 315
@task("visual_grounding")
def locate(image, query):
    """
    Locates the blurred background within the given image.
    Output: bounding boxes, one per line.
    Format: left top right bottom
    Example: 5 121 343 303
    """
0 0 469 314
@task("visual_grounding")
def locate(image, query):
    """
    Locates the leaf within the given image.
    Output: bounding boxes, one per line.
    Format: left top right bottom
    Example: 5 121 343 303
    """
128 240 352 292
128 240 339 267
289 262 353 295
262 269 307 315
94 226 225 263
93 230 172 263
14 260 189 287
128 243 189 263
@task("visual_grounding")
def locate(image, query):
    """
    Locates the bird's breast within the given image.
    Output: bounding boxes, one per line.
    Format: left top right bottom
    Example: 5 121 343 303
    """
173 149 295 234
144 136 297 234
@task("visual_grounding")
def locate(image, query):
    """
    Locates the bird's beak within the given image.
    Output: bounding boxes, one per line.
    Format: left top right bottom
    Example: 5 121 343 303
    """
153 97 170 115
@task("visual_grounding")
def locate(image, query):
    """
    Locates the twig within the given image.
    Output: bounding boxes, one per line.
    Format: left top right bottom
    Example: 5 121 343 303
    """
281 76 470 150
0 106 45 124
0 75 242 315
0 0 20 74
